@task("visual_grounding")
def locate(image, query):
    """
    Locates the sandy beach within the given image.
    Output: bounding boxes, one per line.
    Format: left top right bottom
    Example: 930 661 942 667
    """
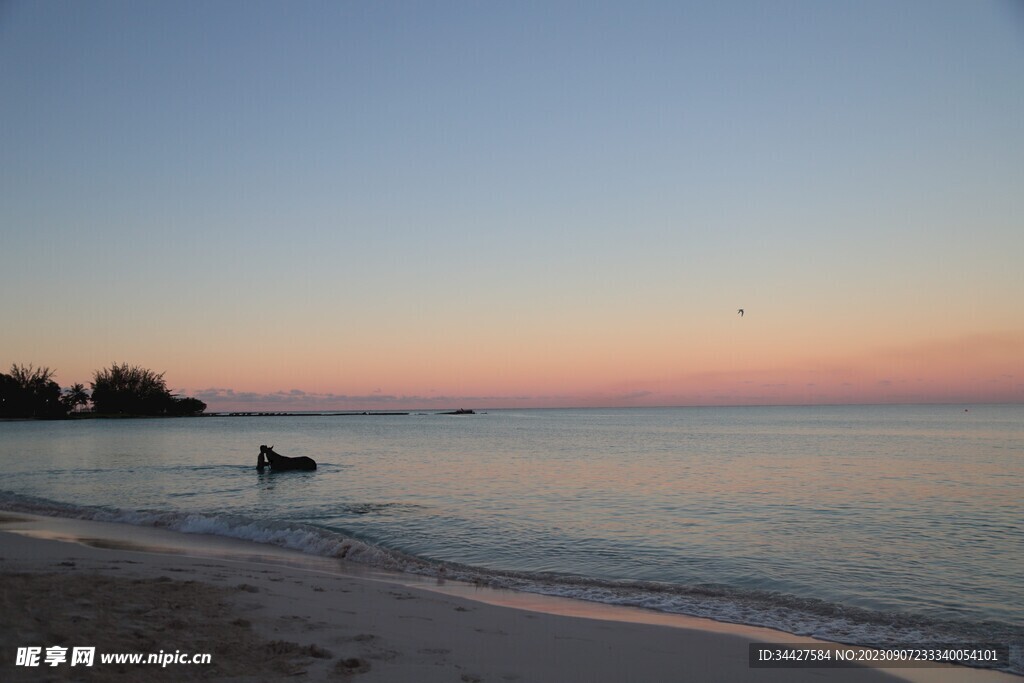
0 513 1015 683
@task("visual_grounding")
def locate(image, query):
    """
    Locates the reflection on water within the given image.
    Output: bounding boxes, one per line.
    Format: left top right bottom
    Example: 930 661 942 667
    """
0 405 1021 638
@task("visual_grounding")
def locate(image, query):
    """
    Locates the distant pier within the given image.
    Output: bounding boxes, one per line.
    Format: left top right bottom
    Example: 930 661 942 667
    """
211 411 411 417
207 410 479 417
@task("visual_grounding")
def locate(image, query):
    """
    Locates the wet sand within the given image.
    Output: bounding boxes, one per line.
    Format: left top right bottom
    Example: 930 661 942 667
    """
0 514 1016 682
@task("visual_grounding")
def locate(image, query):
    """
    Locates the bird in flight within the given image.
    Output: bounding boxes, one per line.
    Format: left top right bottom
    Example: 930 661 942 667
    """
737 309 744 317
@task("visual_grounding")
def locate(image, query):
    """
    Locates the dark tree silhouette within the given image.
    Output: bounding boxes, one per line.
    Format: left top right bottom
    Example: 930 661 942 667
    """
91 363 169 414
167 396 207 416
0 364 64 418
90 366 162 413
90 363 204 416
62 383 90 413
1 363 204 418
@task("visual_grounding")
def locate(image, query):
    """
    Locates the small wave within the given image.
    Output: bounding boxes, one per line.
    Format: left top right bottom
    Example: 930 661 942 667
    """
185 464 255 472
340 502 423 516
0 491 429 573
1 490 1019 674
415 565 1023 674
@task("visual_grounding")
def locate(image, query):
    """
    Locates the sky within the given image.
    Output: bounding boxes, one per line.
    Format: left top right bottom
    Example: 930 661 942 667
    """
2 0 1023 411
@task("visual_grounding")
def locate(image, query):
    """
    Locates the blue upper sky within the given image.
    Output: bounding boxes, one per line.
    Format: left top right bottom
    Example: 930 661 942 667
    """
2 1 1022 407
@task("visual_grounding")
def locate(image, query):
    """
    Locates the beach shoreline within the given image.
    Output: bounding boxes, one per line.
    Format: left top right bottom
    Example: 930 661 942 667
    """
1 513 1016 682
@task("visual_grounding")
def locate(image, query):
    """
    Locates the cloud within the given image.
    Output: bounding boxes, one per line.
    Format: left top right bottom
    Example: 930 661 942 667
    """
185 329 1024 410
186 387 544 411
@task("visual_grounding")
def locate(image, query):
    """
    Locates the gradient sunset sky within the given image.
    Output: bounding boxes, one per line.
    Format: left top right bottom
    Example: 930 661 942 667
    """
2 1 1022 410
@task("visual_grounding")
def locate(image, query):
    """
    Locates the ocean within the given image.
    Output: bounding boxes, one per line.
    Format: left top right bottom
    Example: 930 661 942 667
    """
1 405 1021 673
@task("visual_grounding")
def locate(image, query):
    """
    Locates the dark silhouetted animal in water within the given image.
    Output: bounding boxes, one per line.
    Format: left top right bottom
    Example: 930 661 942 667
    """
257 444 317 472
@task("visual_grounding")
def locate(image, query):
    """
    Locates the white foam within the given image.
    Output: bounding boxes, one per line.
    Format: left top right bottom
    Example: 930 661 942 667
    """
1 491 1019 675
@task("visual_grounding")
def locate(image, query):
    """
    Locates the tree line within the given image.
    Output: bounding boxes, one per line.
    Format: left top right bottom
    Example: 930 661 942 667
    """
0 363 206 419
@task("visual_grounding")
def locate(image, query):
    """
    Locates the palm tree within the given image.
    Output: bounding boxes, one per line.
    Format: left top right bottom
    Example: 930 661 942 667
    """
62 383 90 413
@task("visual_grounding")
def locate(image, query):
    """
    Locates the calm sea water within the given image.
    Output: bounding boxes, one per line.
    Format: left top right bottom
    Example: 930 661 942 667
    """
1 405 1022 671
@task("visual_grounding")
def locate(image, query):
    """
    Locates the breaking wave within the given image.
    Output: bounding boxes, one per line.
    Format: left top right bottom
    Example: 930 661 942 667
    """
1 490 1019 675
